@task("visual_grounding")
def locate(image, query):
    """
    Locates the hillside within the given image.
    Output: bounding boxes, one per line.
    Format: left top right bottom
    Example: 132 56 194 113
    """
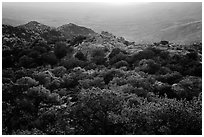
2 20 202 135
57 23 97 39
18 21 52 34
159 21 202 44
2 24 36 49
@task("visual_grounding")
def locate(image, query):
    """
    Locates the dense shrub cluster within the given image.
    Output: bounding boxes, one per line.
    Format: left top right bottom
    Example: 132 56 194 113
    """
2 36 202 135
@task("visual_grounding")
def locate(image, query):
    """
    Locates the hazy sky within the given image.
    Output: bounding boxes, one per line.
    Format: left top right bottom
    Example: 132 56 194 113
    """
2 2 149 25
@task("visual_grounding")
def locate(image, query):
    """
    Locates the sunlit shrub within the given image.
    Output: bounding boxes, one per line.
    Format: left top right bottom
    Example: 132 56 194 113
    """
138 59 160 74
16 77 39 87
69 87 124 134
138 97 202 134
155 71 182 85
79 77 105 89
172 76 202 100
109 52 128 65
51 66 67 77
61 57 86 70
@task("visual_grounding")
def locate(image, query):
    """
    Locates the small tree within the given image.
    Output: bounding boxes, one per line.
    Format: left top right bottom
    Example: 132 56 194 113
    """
54 42 68 59
91 48 106 65
42 52 58 65
75 51 87 61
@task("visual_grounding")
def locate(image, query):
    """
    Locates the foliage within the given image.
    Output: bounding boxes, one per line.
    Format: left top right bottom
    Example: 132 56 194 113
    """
42 52 58 65
69 35 87 46
138 59 161 74
172 76 202 100
114 60 129 68
61 57 86 70
68 88 125 134
2 33 202 135
130 48 155 66
74 51 87 61
16 76 39 87
19 55 35 68
50 66 67 77
91 48 107 65
54 42 68 59
155 71 182 85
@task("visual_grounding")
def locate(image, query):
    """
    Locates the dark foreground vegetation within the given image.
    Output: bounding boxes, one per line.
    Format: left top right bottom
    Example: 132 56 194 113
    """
2 22 202 135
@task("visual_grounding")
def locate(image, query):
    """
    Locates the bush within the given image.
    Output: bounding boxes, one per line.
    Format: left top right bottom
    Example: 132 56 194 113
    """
54 42 68 59
109 48 125 59
156 71 182 85
68 88 124 134
62 71 86 89
69 35 87 46
51 66 67 77
61 58 86 70
3 55 15 68
74 51 87 61
130 48 155 66
109 52 128 65
16 77 39 87
171 76 202 100
27 85 60 104
102 68 125 84
138 59 160 74
153 81 175 98
28 50 42 65
138 97 202 134
42 52 58 65
19 55 35 68
114 60 129 68
34 71 52 87
79 77 105 89
91 48 107 65
186 51 198 60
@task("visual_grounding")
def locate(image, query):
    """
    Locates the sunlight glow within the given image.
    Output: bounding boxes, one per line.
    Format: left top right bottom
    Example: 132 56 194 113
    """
104 0 148 6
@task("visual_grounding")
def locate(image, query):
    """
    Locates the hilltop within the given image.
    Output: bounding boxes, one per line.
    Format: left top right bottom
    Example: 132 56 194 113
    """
57 23 97 39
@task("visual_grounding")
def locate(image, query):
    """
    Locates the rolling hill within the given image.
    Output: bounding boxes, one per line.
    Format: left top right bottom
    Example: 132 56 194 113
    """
159 21 202 44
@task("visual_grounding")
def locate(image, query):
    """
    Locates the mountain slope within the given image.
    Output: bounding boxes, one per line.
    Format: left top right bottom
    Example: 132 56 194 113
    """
160 21 202 44
2 24 35 42
57 23 97 39
17 21 52 34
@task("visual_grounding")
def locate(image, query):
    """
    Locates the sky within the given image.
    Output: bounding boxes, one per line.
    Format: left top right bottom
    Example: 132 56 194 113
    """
2 2 150 27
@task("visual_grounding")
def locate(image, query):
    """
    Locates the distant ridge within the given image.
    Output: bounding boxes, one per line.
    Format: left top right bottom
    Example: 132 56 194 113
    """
2 18 26 27
3 19 202 45
17 21 52 34
160 20 202 44
15 21 96 40
2 21 98 45
57 23 96 39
